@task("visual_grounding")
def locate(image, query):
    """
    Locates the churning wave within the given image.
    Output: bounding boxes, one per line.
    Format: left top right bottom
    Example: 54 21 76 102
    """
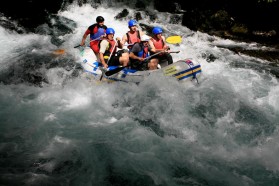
0 2 279 186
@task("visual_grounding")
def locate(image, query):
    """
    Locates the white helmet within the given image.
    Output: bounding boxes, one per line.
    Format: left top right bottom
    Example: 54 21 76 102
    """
141 35 150 42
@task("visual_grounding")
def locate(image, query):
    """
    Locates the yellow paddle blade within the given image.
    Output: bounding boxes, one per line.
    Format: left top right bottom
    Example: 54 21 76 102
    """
53 49 65 55
166 36 182 44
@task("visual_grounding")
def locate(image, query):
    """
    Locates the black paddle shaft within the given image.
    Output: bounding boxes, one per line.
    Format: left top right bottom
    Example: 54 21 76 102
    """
105 66 126 76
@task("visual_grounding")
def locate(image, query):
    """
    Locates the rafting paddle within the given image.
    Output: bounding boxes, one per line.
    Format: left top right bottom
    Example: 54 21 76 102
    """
53 49 66 55
74 45 81 48
166 36 182 44
53 36 103 55
105 66 127 76
99 39 120 79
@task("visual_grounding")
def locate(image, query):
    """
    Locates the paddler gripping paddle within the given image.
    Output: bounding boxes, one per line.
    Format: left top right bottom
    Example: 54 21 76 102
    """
53 36 103 55
105 51 180 76
105 35 182 76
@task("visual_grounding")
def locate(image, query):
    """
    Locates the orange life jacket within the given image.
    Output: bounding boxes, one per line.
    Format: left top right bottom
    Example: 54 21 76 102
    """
126 30 141 49
150 37 164 49
150 37 165 56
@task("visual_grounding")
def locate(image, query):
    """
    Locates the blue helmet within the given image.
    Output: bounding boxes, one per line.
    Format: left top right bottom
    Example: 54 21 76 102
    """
106 28 115 35
152 27 163 35
128 20 137 27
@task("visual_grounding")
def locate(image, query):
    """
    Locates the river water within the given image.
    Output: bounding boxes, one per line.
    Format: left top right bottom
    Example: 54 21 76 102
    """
0 3 279 186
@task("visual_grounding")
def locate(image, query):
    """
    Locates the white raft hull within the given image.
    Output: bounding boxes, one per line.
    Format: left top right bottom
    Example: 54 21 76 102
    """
80 47 202 83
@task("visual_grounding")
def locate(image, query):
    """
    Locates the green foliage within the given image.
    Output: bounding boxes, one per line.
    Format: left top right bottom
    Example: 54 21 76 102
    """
231 24 249 34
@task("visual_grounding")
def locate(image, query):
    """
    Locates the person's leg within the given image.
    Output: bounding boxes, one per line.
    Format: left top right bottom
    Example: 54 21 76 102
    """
119 52 129 66
166 53 173 65
90 41 100 61
157 56 168 68
94 52 100 62
108 56 119 66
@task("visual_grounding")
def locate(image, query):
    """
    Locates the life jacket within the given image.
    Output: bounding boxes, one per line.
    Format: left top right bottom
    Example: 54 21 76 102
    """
100 39 117 62
150 37 165 56
89 24 106 40
150 37 164 49
136 43 149 58
126 30 141 49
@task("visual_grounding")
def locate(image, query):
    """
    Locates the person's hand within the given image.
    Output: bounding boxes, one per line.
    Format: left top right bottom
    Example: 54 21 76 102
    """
138 57 145 61
164 45 170 51
103 63 108 69
116 37 121 41
101 61 108 69
100 66 108 73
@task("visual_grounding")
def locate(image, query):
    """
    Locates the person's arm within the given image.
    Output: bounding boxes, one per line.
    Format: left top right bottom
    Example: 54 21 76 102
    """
101 25 107 39
129 44 145 61
121 34 128 46
139 30 145 37
99 40 109 68
129 52 139 60
80 29 90 46
162 36 170 51
129 52 145 62
148 45 157 55
116 37 122 49
148 40 157 53
99 53 108 68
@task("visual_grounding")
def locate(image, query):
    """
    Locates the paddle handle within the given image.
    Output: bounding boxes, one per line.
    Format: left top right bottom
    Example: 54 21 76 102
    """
169 51 180 53
89 36 103 43
144 51 164 61
76 36 103 48
107 42 117 64
144 50 180 61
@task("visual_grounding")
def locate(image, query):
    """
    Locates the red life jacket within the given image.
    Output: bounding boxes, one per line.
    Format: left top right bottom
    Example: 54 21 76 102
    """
126 30 141 49
150 37 165 56
150 37 164 49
